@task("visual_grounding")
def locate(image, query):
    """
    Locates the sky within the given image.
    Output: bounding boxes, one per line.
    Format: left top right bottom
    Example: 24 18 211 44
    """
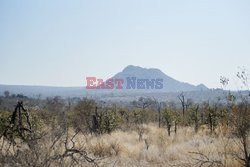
0 0 250 90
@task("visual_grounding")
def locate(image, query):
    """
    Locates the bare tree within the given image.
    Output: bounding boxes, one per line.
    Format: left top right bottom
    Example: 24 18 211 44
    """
178 92 186 117
0 101 99 167
132 97 153 124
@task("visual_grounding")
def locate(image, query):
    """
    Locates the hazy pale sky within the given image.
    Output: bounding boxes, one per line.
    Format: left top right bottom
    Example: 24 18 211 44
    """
0 0 250 89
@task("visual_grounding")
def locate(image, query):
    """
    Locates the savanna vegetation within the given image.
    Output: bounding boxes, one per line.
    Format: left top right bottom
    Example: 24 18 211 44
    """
0 72 249 167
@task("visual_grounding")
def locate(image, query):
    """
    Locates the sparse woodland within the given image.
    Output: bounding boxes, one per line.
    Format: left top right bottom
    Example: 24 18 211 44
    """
0 72 249 167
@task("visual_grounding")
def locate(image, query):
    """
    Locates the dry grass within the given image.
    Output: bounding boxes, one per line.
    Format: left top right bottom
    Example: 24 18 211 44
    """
84 124 242 167
0 124 243 167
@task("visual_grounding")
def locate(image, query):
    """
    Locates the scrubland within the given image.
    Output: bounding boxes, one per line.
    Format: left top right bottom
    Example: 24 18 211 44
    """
1 123 244 167
0 92 249 167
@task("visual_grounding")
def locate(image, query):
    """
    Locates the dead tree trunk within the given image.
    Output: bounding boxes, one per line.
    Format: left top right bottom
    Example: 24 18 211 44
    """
2 101 32 143
178 93 186 117
158 103 161 128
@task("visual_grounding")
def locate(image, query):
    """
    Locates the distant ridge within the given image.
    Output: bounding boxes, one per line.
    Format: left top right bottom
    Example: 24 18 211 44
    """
0 65 209 98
